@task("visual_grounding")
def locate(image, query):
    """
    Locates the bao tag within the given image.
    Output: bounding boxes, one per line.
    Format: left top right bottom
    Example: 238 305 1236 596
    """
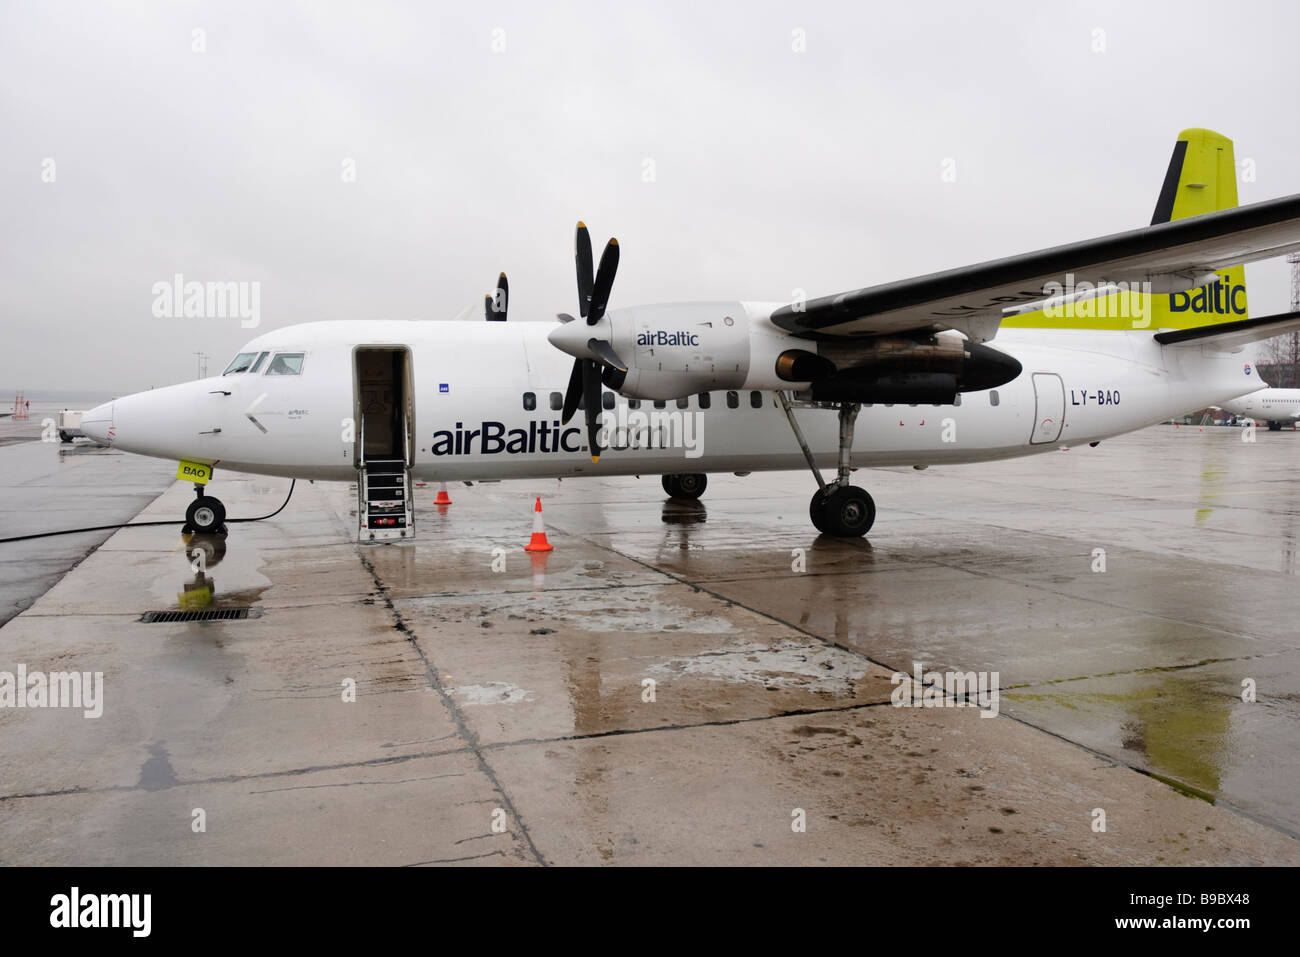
176 460 213 484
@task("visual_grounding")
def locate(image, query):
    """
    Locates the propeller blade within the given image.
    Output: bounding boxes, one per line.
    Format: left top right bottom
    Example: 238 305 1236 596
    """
588 238 619 324
485 273 508 321
582 358 603 461
556 312 576 323
587 338 627 371
575 222 594 319
601 366 627 391
561 359 583 425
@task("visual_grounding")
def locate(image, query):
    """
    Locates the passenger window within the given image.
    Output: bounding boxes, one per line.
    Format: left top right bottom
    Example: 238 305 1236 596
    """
249 351 269 373
523 392 536 411
676 397 690 409
954 394 962 407
265 353 305 375
549 392 563 411
698 392 711 409
653 400 666 409
726 391 739 409
602 392 615 410
629 399 640 409
750 391 763 409
222 352 257 375
990 390 1000 407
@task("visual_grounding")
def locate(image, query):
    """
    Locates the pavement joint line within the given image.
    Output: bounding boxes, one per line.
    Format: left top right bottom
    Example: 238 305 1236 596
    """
1000 650 1292 691
354 546 548 867
544 513 1300 841
403 850 507 866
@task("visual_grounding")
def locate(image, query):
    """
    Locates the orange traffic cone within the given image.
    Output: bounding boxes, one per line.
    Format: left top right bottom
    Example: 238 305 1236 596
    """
524 496 554 551
434 482 452 505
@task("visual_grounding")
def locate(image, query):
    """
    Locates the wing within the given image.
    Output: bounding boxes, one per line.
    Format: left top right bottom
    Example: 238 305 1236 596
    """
1153 309 1300 350
770 194 1300 342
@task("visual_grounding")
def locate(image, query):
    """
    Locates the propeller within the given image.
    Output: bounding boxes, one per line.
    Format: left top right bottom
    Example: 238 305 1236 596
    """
484 273 508 321
554 222 627 462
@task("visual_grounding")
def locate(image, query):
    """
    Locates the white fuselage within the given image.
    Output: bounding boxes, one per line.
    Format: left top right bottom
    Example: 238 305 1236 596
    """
1219 387 1300 425
80 312 1260 483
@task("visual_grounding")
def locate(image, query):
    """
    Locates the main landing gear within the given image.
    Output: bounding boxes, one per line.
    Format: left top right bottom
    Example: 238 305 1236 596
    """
662 473 708 500
183 484 228 535
777 394 876 537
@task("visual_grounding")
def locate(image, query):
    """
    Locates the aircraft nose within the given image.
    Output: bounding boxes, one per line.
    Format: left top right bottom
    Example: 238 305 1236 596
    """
81 400 115 445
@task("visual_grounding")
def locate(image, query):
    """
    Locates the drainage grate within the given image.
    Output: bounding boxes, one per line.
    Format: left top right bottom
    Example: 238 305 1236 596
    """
139 607 259 623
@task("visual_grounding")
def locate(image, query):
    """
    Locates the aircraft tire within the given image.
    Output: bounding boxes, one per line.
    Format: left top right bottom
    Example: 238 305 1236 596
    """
663 473 707 500
186 496 227 534
813 486 875 537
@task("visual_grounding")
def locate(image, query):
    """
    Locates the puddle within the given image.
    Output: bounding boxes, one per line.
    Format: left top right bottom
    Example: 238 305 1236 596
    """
446 681 535 706
647 640 870 694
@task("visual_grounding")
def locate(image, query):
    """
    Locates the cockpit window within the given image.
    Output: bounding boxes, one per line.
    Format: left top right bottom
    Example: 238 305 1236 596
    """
248 351 270 373
265 353 305 375
222 352 258 375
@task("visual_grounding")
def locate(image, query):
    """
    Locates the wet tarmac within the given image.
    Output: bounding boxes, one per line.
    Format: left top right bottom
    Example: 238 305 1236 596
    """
1 424 1298 864
0 439 174 624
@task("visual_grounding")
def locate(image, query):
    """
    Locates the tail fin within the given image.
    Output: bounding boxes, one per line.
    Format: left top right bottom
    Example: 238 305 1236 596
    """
1151 128 1241 225
1004 128 1249 331
1148 128 1249 330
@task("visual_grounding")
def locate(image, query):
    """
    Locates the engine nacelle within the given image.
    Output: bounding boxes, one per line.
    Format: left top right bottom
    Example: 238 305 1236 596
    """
603 302 811 400
562 303 1020 404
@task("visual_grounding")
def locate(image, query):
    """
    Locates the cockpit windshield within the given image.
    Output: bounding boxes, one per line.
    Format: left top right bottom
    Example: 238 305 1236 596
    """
265 353 305 375
222 352 258 375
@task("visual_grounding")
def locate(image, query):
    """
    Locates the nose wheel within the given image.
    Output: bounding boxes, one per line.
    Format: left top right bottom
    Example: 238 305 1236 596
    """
184 485 227 535
778 393 876 537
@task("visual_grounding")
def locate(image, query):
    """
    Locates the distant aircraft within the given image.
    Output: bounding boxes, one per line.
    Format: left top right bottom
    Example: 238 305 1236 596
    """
1219 387 1300 429
82 129 1300 540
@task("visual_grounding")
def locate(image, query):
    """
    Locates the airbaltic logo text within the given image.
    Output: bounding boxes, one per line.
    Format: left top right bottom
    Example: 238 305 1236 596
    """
1169 275 1247 315
431 421 581 456
637 330 700 347
891 663 999 717
50 887 150 937
0 665 103 718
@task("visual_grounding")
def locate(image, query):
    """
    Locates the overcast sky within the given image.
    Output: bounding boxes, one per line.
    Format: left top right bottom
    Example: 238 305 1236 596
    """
3 0 1299 393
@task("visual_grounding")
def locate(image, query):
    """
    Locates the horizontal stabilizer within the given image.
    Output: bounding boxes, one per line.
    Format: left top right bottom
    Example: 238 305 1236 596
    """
1154 309 1300 349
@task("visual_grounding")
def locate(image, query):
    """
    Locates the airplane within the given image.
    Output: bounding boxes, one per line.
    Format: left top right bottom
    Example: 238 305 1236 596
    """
1218 386 1300 429
80 128 1300 541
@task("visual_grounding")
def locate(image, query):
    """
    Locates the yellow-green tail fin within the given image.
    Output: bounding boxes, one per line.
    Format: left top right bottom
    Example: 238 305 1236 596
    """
1003 128 1248 332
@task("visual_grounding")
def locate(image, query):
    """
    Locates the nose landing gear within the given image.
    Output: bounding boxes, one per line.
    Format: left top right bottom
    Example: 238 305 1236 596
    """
183 484 227 535
778 393 876 537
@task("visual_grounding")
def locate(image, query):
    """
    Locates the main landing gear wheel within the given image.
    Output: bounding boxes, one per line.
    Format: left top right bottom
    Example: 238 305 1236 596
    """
810 486 875 537
777 393 878 538
185 495 226 535
662 473 707 500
